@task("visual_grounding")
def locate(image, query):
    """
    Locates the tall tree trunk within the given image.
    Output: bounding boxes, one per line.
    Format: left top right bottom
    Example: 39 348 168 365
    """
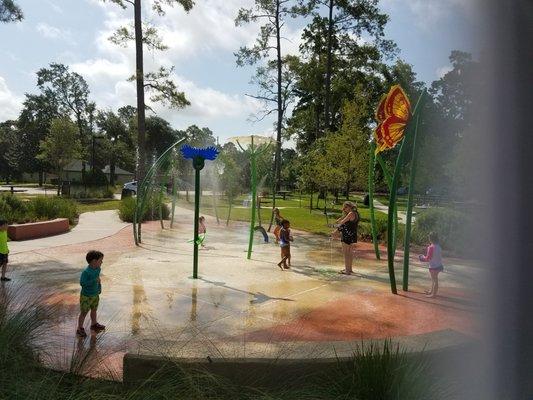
226 199 232 226
324 0 334 132
274 0 283 193
268 0 283 233
57 168 61 196
76 114 87 180
110 161 116 186
345 182 350 200
134 0 147 183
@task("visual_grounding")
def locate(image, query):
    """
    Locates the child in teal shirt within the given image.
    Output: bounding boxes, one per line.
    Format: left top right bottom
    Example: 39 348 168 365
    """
0 220 10 282
76 250 105 337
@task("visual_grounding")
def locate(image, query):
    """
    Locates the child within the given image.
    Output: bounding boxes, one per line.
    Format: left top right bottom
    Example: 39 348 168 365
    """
277 219 293 270
419 232 444 298
198 216 206 247
272 208 283 244
0 220 10 282
77 250 106 337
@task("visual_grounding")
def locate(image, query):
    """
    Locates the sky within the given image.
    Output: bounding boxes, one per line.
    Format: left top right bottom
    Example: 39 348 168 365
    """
0 0 479 144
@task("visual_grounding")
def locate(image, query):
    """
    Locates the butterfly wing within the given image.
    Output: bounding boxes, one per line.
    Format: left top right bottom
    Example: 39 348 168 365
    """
385 85 411 121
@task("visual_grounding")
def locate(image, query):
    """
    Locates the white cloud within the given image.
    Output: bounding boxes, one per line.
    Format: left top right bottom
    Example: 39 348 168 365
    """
436 65 453 78
73 0 264 120
35 23 76 45
0 77 23 121
71 58 131 82
36 23 62 39
382 0 478 29
46 0 64 14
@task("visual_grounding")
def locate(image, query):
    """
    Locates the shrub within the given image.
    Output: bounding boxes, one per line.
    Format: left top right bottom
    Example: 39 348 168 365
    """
27 196 78 224
69 185 115 199
0 194 29 224
411 207 475 255
358 212 388 242
119 197 170 223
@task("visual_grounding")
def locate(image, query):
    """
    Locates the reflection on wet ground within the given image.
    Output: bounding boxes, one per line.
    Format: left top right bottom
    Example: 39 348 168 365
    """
6 207 481 380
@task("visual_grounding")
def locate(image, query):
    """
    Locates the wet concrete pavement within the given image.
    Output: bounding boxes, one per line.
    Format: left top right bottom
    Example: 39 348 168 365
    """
4 207 480 379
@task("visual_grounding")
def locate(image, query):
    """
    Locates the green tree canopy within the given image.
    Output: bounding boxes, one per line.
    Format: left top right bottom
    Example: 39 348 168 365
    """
38 118 82 194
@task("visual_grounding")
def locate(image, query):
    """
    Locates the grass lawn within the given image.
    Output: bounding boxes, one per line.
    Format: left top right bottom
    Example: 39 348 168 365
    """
172 193 389 236
76 199 121 213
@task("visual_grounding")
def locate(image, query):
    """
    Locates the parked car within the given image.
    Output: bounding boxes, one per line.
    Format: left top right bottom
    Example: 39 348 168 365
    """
121 181 137 199
397 186 409 195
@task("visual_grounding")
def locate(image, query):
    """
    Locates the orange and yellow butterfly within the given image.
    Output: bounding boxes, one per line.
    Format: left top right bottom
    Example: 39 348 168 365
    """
374 85 411 154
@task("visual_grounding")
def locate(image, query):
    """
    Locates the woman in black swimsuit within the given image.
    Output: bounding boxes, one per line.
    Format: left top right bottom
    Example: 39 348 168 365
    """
331 201 359 275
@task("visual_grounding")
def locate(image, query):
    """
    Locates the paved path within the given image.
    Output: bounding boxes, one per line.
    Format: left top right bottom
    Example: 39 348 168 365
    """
373 198 409 224
6 206 478 379
0 185 56 196
9 210 129 254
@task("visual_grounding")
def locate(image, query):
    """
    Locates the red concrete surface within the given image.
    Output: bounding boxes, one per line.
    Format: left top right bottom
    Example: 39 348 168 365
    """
243 288 478 342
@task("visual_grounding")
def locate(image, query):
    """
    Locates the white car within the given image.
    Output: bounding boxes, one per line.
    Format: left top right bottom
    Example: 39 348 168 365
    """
123 181 137 194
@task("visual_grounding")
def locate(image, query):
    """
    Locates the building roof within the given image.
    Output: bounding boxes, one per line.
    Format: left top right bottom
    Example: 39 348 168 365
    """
64 160 91 172
102 165 134 175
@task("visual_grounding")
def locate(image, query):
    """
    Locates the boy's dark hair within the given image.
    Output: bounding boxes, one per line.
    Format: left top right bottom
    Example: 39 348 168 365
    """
86 250 104 264
0 220 7 226
281 219 290 226
429 232 440 244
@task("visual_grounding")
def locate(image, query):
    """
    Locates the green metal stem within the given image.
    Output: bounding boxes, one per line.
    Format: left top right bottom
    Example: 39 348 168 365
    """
386 92 426 294
376 154 398 251
159 185 164 229
403 111 423 291
193 167 200 279
369 142 380 260
170 177 177 228
247 137 257 260
386 142 406 294
133 138 186 245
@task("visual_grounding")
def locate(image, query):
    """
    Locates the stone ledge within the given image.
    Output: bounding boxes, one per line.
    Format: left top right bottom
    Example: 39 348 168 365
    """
8 218 70 240
123 329 477 388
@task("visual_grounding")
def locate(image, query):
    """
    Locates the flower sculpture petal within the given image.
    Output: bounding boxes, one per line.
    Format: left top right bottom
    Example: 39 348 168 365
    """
374 85 411 154
180 145 219 161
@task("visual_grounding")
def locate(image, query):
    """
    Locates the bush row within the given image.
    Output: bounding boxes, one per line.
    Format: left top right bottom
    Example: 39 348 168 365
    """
0 194 78 224
68 185 115 199
358 206 474 256
118 197 170 223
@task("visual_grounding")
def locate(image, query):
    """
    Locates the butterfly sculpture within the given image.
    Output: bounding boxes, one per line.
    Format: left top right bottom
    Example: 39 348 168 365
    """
374 85 412 154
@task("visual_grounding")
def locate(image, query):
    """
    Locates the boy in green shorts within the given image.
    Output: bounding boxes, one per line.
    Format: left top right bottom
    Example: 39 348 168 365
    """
0 220 10 282
76 250 106 337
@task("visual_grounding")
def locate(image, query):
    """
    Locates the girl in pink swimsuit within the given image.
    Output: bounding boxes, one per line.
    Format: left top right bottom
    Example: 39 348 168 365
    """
419 232 444 298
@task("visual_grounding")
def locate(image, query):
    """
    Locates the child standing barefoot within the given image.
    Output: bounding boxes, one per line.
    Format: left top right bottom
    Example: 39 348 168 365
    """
77 250 106 337
419 232 444 298
198 216 206 248
272 208 284 244
277 219 293 270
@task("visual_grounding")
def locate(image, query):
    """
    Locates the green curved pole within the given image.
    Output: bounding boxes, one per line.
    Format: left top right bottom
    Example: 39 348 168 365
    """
386 142 406 294
376 155 398 252
170 176 177 228
387 92 426 294
247 136 257 259
159 185 164 229
368 141 380 259
403 108 424 291
134 138 186 245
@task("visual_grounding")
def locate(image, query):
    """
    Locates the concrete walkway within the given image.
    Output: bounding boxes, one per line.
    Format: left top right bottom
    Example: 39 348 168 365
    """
9 210 129 254
373 198 408 224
